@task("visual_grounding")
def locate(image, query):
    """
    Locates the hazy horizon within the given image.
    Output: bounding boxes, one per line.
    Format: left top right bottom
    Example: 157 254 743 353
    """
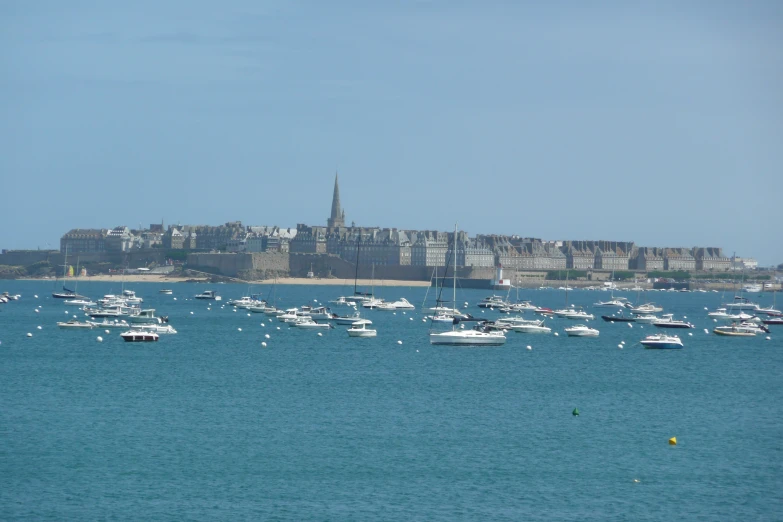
2 1 781 264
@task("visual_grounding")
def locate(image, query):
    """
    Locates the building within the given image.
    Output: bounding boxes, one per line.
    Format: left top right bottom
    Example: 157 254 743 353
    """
594 241 633 271
694 247 731 271
105 226 134 252
636 247 664 271
327 173 345 228
60 229 107 254
663 248 696 271
410 230 450 267
563 241 595 270
732 256 758 271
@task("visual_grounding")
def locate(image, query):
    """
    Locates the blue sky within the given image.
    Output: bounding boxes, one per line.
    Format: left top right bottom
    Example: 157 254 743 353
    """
2 1 781 264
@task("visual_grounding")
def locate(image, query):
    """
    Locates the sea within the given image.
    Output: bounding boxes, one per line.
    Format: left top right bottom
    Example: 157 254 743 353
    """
1 280 781 521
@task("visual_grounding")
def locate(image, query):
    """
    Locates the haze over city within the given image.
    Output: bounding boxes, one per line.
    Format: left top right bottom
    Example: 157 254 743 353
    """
1 1 781 264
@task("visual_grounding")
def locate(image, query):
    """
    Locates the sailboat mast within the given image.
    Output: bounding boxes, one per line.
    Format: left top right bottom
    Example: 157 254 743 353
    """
453 224 457 310
354 235 360 296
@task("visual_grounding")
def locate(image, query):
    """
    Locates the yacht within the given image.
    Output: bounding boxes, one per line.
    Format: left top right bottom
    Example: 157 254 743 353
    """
361 298 386 309
713 323 768 337
640 334 683 349
228 296 262 308
593 297 630 308
122 290 143 305
512 322 552 334
601 314 635 323
129 309 166 324
724 297 759 311
290 318 333 330
652 314 694 329
159 289 173 295
743 284 763 294
534 307 555 316
332 310 364 325
761 317 783 326
347 319 377 338
564 324 600 337
329 296 358 308
278 308 311 323
120 330 159 342
88 319 130 329
554 307 594 320
63 298 97 307
708 308 753 322
633 314 660 324
499 301 537 313
136 324 178 334
477 295 508 309
378 297 416 310
429 326 506 345
57 319 96 329
629 303 664 314
194 290 221 301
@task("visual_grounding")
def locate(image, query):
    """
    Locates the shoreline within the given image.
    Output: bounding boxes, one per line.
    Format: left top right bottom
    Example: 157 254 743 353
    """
17 274 432 287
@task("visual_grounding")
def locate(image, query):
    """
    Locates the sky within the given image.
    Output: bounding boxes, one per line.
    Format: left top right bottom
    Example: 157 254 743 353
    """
1 1 781 265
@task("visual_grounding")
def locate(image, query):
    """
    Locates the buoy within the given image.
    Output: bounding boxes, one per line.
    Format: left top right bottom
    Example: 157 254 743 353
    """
572 408 579 416
621 341 625 344
618 344 623 348
409 318 413 321
554 332 559 336
610 321 614 324
37 326 42 330
261 323 265 327
317 332 323 337
190 311 194 315
35 309 39 313
669 437 677 445
526 345 532 350
64 311 69 314
261 342 267 347
713 319 717 323
265 334 270 339
704 307 708 310
173 297 177 301
633 479 640 483
237 328 242 332
766 336 772 341
704 329 709 334
628 323 633 328
640 325 643 329
34 295 38 298
105 330 110 334
96 336 103 342
26 333 32 337
416 349 419 352
397 340 402 345
393 312 396 315
247 313 251 317
276 326 280 330
688 332 693 336
422 319 427 322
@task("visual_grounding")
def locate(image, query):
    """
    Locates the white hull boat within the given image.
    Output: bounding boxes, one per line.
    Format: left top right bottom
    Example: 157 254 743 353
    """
640 334 683 349
564 325 600 337
429 329 506 345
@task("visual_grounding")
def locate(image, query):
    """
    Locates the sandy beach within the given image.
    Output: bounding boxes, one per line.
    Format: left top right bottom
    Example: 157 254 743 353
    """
30 274 432 287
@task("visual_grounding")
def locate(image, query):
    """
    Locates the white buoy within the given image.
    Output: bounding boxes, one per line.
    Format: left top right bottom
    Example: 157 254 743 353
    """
64 311 69 314
37 326 42 330
704 307 708 310
526 345 532 350
105 330 110 334
393 312 397 315
97 336 103 342
26 333 32 337
713 319 717 323
554 332 559 336
190 311 194 315
397 340 402 345
73 315 77 319
610 321 614 324
265 334 270 339
628 323 633 328
683 316 687 319
422 319 427 322
35 309 39 313
621 341 625 344
416 349 419 352
261 341 267 347
34 295 38 298
402 311 406 315
276 326 280 330
261 323 265 327
618 344 623 348
238 328 242 332
688 332 693 336
173 297 177 301
766 336 771 341
409 318 413 321
704 328 709 334
317 332 322 337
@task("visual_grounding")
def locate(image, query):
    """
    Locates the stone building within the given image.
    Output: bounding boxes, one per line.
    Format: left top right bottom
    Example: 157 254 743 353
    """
636 247 665 271
663 248 696 271
105 226 134 252
563 241 596 270
694 247 731 271
326 173 346 228
594 241 633 270
410 230 450 267
60 229 107 254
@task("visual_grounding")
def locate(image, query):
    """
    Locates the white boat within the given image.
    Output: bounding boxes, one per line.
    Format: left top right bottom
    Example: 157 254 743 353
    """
247 304 268 313
329 296 357 308
724 297 759 311
291 318 333 329
629 303 664 314
564 324 600 337
57 319 95 329
278 308 311 323
593 297 630 308
88 319 130 329
347 320 377 337
512 322 552 334
708 308 753 322
136 324 178 334
308 306 333 320
499 301 537 313
159 289 173 295
122 290 143 305
640 334 683 349
87 305 131 318
361 298 386 309
194 290 221 301
63 299 97 307
377 297 416 310
560 309 594 320
263 307 283 317
652 314 694 329
633 314 660 324
713 322 768 337
332 311 365 325
743 284 763 294
120 330 159 342
429 224 506 346
129 309 165 324
477 295 508 309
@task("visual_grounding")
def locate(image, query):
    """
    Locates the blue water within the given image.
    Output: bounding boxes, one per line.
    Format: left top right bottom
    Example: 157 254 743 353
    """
1 281 782 520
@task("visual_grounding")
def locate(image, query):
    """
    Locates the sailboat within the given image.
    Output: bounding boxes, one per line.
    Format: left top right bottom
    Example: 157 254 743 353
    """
63 257 96 306
593 270 629 307
52 247 87 299
429 224 506 346
553 271 593 319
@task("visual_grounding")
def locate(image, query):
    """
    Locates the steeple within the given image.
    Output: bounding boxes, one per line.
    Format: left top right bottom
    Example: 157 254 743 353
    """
327 172 345 228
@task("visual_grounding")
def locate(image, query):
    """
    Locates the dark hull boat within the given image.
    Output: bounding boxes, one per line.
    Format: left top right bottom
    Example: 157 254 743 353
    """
601 315 635 323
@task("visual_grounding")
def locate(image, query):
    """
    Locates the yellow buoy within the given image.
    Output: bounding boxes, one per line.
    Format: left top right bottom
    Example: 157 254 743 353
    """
669 437 677 445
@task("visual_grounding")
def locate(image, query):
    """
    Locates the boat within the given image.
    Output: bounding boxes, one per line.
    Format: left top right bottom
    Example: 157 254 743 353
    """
291 318 333 329
629 303 664 314
593 297 630 308
159 289 173 295
120 330 159 342
652 314 694 329
63 298 97 307
121 290 143 305
633 314 660 324
724 296 759 311
601 314 635 323
534 307 555 316
555 308 594 320
376 297 416 310
87 305 132 318
332 310 364 325
52 247 87 299
512 322 552 334
707 308 753 322
57 319 95 329
128 309 167 324
564 324 600 337
194 290 221 301
136 324 178 334
743 284 763 294
347 320 377 338
713 322 767 337
640 334 683 349
88 319 130 329
278 308 311 323
477 295 508 309
430 224 506 346
762 317 783 326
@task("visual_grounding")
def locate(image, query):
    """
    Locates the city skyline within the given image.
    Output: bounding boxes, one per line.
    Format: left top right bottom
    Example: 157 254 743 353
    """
1 2 781 264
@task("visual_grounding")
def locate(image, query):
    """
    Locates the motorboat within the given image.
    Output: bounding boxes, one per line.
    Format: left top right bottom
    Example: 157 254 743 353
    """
512 322 552 334
263 307 283 317
57 319 95 329
291 318 333 329
121 290 143 305
724 297 759 311
120 330 159 342
593 297 630 308
329 296 358 308
361 298 386 309
129 309 166 324
87 306 131 319
278 308 311 323
159 289 173 295
640 334 683 349
534 307 555 316
743 284 763 294
377 297 416 310
228 296 263 308
88 319 130 329
633 314 660 324
494 316 542 328
194 290 221 301
247 304 268 313
52 290 87 300
762 317 783 326
629 303 664 314
564 324 600 337
347 320 377 338
136 324 178 334
601 314 635 323
63 298 97 307
332 311 365 325
308 306 333 320
477 295 508 309
652 314 694 329
554 307 594 320
713 323 767 337
499 301 537 313
429 327 506 345
708 308 753 322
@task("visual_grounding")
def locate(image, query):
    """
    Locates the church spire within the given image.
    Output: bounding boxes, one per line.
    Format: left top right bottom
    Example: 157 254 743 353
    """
327 172 345 228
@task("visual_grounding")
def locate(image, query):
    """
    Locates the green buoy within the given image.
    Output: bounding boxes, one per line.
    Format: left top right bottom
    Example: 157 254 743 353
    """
572 408 579 416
